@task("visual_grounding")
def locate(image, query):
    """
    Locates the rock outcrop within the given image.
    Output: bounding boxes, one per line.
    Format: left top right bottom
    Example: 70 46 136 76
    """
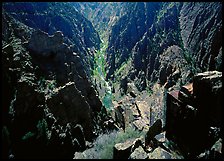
106 2 222 93
165 71 222 158
106 2 161 80
46 82 93 140
113 139 134 159
1 10 107 159
129 146 148 159
145 119 163 147
179 2 222 72
193 71 222 127
27 29 102 113
2 2 101 75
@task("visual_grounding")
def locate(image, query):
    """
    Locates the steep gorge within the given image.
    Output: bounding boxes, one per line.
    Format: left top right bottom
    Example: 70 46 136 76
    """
106 2 222 93
2 2 223 159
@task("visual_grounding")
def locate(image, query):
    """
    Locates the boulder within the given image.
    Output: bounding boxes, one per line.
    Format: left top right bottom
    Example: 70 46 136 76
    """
148 146 183 159
166 88 201 156
70 124 86 151
178 83 194 106
129 146 148 159
148 147 172 159
193 71 222 127
133 118 149 131
145 119 162 147
166 71 222 157
113 139 134 159
155 131 166 143
114 105 125 130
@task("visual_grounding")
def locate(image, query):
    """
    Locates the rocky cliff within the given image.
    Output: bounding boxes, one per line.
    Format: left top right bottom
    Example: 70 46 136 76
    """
2 9 108 159
106 2 222 92
1 2 223 159
70 2 125 41
106 2 161 80
2 2 101 76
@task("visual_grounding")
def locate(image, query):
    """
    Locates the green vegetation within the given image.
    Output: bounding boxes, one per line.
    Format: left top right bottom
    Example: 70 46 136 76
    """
115 126 146 144
37 77 57 97
92 39 114 110
82 126 146 159
157 2 175 22
36 119 49 140
182 49 197 74
146 86 153 96
22 131 35 140
92 41 108 79
114 58 131 79
115 61 128 76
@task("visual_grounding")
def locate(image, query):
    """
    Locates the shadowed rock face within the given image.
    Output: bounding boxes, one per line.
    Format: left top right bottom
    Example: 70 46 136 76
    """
46 82 94 140
166 71 222 158
2 2 101 75
28 30 64 56
106 2 222 92
193 71 222 127
1 11 106 159
27 30 102 113
179 2 222 71
106 2 161 80
2 2 223 159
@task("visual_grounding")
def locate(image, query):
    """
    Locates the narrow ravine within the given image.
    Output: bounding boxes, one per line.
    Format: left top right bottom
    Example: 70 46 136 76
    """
93 39 113 110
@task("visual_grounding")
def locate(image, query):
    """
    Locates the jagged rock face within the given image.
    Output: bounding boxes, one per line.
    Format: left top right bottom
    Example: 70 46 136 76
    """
27 29 102 113
2 2 101 74
193 71 222 127
179 2 222 71
71 2 125 39
46 82 94 140
106 2 222 92
106 2 161 79
166 71 222 158
1 10 106 159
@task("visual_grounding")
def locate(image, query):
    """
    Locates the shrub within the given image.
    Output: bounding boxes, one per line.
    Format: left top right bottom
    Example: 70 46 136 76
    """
80 126 145 159
36 119 48 139
22 131 35 140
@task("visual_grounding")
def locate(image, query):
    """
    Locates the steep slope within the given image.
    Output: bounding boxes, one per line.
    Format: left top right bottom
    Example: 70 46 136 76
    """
71 2 125 41
106 2 161 79
2 8 108 159
179 2 222 71
2 2 101 76
106 2 222 92
2 2 222 159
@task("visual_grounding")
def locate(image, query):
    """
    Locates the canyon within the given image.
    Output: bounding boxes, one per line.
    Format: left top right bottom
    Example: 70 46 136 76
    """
1 2 223 159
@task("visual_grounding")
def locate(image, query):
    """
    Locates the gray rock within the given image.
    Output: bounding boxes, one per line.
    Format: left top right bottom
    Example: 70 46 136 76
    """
129 146 148 159
114 105 125 130
193 71 222 127
28 30 63 56
145 119 162 147
148 147 172 159
46 82 93 140
113 139 134 159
